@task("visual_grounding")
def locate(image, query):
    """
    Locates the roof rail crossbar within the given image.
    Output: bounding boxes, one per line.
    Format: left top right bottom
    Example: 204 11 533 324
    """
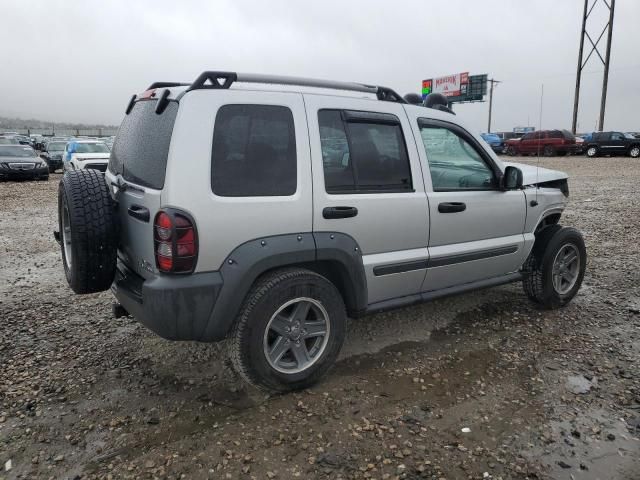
147 82 190 90
184 71 407 103
186 71 238 92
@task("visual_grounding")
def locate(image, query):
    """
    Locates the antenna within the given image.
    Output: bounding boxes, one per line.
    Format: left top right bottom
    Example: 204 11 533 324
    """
536 84 544 203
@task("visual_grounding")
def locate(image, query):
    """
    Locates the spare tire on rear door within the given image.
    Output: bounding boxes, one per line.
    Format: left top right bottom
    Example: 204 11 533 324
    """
58 169 118 294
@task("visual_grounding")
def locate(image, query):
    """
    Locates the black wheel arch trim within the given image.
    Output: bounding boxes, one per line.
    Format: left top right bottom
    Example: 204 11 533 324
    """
199 232 367 341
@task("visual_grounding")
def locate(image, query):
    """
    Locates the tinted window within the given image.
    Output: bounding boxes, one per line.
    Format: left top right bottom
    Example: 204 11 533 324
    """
419 124 495 191
611 132 624 140
318 110 412 193
550 131 563 139
521 132 535 141
109 100 178 190
211 105 296 197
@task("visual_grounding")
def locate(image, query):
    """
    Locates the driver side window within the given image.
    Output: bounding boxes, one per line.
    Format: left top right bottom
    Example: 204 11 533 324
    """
419 123 496 191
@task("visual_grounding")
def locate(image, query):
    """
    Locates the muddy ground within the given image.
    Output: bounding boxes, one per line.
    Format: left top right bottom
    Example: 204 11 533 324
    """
1 156 639 480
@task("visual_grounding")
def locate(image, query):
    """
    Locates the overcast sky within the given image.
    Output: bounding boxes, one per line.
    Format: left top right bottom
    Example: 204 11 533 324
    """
2 0 639 133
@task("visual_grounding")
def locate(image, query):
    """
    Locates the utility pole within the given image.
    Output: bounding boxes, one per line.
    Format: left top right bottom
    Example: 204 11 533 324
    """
487 78 500 133
599 0 615 131
572 0 615 133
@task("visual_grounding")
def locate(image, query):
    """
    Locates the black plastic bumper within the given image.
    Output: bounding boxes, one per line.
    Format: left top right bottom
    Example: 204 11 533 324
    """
112 260 223 341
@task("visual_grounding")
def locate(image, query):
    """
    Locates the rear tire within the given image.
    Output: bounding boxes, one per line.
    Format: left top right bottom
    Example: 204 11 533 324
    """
522 226 586 309
229 268 346 392
58 170 118 294
629 146 640 158
586 146 598 158
543 145 555 157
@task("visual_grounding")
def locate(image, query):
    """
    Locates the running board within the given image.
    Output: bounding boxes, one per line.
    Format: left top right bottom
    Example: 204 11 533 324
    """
366 272 523 315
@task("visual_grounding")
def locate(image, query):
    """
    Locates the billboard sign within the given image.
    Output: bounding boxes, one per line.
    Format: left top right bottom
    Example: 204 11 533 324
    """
422 73 487 103
433 72 469 97
421 79 432 97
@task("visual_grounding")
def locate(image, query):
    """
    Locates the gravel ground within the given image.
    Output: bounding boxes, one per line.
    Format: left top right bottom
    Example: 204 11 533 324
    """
1 156 639 480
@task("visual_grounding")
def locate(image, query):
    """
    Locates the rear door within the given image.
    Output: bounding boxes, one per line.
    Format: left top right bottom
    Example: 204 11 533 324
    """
106 98 178 279
305 95 429 305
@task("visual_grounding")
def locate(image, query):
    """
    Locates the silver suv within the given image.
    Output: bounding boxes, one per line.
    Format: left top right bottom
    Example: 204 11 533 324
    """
56 71 586 391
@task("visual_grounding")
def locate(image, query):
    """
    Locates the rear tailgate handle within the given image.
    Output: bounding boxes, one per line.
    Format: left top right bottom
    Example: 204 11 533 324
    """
128 205 150 222
323 206 358 219
438 202 466 213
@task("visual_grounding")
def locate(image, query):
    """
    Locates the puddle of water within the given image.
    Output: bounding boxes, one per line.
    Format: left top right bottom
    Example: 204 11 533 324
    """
525 409 640 479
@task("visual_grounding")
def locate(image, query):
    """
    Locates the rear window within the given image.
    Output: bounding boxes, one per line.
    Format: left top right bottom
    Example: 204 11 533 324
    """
109 100 178 190
211 104 296 197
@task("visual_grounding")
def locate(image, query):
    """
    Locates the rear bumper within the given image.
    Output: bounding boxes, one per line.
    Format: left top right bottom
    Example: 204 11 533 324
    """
113 259 223 341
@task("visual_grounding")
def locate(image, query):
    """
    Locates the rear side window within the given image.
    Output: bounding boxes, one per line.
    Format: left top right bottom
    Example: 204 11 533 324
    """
318 109 412 193
211 105 296 197
109 100 178 190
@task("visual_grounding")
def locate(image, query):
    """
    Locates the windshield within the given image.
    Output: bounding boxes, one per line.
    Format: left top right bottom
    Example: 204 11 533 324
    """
75 143 110 154
624 133 636 139
0 146 37 158
48 142 66 151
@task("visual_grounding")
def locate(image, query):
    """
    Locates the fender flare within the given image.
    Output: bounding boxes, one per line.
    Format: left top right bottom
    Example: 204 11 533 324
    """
199 232 367 341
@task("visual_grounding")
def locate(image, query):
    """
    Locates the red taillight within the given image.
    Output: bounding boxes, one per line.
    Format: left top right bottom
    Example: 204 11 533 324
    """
154 210 197 274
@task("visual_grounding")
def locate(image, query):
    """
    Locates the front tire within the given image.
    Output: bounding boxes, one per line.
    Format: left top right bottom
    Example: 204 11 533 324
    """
522 226 586 309
629 146 640 158
229 268 346 392
543 145 555 157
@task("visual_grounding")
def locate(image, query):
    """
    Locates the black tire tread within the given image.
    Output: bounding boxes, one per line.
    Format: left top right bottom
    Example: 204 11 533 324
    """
59 170 117 294
229 268 344 392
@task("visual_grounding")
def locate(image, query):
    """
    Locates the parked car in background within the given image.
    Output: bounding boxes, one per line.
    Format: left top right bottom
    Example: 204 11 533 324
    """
63 140 110 172
0 136 21 145
14 135 31 145
41 141 67 172
0 145 49 180
585 131 640 158
480 133 505 154
506 130 578 156
626 132 640 139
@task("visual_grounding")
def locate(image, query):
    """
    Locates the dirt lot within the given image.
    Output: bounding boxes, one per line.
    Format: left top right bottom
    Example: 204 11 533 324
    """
1 157 639 480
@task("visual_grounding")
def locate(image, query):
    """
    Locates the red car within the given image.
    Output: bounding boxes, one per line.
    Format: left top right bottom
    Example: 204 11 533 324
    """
506 130 578 156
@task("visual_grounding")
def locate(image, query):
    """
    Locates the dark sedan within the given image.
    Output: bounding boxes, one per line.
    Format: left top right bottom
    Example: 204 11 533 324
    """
40 140 67 172
0 145 49 180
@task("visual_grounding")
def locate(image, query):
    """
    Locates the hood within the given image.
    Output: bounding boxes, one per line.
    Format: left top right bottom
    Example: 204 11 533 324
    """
72 153 110 162
503 161 568 186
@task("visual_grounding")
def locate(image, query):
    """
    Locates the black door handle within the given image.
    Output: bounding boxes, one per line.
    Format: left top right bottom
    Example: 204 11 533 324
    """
128 205 150 222
438 202 466 213
323 206 358 219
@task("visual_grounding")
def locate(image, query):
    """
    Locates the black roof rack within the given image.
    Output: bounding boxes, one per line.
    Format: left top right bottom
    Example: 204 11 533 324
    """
147 81 190 90
179 71 407 103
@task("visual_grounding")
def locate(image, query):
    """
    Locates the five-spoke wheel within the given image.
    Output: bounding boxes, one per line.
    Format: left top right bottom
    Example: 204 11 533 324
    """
263 297 330 374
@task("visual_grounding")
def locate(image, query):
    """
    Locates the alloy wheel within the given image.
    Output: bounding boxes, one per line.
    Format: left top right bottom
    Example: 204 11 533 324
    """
551 243 580 295
263 297 330 374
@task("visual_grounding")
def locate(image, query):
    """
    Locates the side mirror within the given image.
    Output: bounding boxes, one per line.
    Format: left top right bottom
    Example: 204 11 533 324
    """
503 165 523 190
